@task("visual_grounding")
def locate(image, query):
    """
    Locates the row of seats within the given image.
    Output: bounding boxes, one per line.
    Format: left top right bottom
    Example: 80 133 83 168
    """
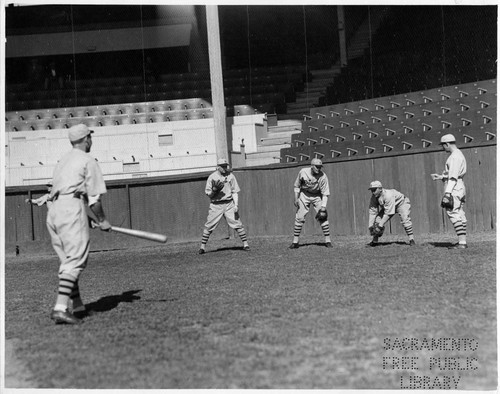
292 107 495 147
6 98 210 122
5 109 216 131
307 79 496 120
280 124 496 163
305 96 495 132
6 90 289 113
6 80 296 104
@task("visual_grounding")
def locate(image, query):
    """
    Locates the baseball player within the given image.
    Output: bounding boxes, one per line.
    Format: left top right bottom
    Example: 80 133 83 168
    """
367 181 416 246
290 158 332 248
431 134 468 249
46 124 111 324
198 158 250 254
25 183 53 208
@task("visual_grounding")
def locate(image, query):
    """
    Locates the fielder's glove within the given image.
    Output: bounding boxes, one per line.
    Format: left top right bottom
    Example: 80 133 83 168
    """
315 208 328 221
441 193 454 209
211 179 224 193
372 223 385 237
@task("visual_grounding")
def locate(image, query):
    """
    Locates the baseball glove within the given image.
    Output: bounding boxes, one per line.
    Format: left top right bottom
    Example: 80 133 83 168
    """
211 179 224 193
441 193 454 209
372 223 385 237
315 208 328 222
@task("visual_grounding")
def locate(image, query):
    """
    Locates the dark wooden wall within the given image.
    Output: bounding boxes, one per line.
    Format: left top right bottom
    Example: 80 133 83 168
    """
5 145 496 248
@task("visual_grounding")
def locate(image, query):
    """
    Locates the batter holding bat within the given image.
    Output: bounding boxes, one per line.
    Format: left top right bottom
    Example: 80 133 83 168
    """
289 158 332 249
46 123 111 325
198 158 250 254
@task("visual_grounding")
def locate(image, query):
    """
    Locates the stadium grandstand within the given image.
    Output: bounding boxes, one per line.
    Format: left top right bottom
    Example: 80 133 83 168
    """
4 4 496 245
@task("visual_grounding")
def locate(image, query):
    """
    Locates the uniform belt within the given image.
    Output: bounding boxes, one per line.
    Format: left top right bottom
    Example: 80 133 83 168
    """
211 199 232 204
51 191 87 201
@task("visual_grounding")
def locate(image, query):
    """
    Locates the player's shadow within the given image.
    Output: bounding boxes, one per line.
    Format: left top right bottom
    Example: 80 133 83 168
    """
214 246 248 252
299 242 331 248
83 289 142 315
428 241 457 248
372 241 410 246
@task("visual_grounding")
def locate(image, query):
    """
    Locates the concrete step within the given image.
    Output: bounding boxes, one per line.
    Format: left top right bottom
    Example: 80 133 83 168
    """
302 86 327 94
311 69 341 79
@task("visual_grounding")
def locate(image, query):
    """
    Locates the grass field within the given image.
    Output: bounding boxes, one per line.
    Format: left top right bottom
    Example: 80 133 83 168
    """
4 231 497 390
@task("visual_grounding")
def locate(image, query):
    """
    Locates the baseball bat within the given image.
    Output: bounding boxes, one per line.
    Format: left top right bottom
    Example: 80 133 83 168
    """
110 226 167 243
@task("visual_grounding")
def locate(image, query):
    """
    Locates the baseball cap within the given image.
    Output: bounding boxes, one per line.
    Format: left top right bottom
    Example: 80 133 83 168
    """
369 180 383 189
311 158 323 167
439 134 456 144
68 124 93 142
217 158 229 166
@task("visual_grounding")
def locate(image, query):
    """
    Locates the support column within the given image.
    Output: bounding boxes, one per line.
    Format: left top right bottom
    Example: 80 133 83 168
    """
337 6 347 67
206 5 228 161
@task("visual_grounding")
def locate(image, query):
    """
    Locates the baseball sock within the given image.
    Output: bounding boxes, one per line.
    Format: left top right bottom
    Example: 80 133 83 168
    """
200 229 211 250
235 227 248 247
70 281 85 312
403 223 414 240
54 273 77 312
293 222 303 244
453 221 467 244
320 221 331 243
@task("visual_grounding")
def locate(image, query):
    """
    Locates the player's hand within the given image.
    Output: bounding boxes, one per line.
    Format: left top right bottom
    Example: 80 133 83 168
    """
234 205 239 212
294 199 299 209
430 173 442 181
98 219 112 231
25 198 31 204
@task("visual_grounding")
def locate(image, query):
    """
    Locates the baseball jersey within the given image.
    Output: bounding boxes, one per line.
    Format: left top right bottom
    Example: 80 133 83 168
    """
50 148 107 199
294 167 330 196
443 149 467 182
205 170 240 203
369 188 406 220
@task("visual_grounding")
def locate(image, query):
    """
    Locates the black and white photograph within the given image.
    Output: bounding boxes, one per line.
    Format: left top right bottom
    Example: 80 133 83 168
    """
1 1 497 392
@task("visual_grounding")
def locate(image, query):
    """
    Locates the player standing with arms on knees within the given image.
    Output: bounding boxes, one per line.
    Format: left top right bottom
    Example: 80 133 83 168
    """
431 134 468 249
367 181 416 247
198 158 250 254
46 124 111 324
289 158 332 249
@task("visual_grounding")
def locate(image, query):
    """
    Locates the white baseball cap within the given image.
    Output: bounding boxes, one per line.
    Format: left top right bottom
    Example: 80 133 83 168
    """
439 134 456 144
369 180 383 189
217 158 229 166
311 158 323 166
68 124 93 142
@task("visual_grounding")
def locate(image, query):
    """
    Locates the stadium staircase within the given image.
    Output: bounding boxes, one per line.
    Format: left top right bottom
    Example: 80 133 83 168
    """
285 6 391 120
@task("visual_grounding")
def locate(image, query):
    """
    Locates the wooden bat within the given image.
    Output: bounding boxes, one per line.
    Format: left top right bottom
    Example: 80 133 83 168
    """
91 220 167 243
110 226 167 243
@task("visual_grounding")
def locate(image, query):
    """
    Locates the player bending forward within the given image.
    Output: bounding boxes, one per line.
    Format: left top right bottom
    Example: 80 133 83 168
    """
198 158 250 254
367 181 416 247
290 158 332 249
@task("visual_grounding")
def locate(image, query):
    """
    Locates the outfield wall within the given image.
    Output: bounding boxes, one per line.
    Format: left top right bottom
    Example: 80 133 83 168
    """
5 145 496 249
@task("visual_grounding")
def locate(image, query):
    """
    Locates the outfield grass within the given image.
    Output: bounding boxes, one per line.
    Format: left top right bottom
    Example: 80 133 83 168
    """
4 231 497 389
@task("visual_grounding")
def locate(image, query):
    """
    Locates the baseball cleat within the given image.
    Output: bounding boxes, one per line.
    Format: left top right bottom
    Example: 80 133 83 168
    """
325 242 333 248
198 248 205 254
409 240 416 246
367 241 378 247
289 243 299 249
243 245 250 251
448 243 468 249
50 309 82 325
